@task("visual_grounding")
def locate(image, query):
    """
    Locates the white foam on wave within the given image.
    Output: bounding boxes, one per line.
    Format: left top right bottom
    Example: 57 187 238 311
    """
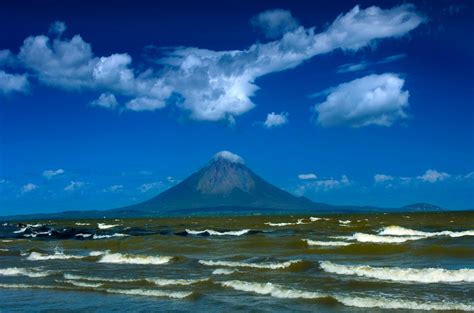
220 280 325 299
310 217 330 222
27 251 85 261
265 219 308 227
0 248 8 251
2 240 13 243
0 267 52 278
75 233 92 238
89 250 108 257
92 233 129 240
60 280 103 288
379 225 474 238
0 283 54 290
320 261 474 283
104 288 192 299
64 273 137 283
146 277 208 286
220 279 474 311
199 259 300 270
339 220 351 225
75 222 90 226
185 229 250 236
303 239 352 247
265 222 295 227
97 223 119 230
336 295 474 311
212 268 236 275
98 252 172 265
336 233 424 243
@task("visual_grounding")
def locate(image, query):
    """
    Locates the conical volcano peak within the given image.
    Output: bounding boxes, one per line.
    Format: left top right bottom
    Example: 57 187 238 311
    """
213 151 245 164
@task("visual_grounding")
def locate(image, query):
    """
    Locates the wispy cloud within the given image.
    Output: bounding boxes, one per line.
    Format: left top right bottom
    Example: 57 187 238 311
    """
2 5 424 122
42 169 65 179
336 53 406 74
21 183 38 193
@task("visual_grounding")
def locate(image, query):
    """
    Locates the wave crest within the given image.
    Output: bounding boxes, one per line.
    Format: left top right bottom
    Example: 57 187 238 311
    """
98 252 172 265
320 261 474 283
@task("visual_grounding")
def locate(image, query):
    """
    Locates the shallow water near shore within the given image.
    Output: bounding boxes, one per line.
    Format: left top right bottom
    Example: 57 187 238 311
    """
1 211 473 312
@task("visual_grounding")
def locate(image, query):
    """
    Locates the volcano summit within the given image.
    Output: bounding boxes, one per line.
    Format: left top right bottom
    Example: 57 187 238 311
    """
120 151 319 214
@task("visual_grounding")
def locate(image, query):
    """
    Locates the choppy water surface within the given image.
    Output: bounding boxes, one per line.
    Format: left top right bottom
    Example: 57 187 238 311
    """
0 211 473 312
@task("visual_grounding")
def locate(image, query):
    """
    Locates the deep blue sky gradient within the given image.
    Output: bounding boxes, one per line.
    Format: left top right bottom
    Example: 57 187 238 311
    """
1 0 473 215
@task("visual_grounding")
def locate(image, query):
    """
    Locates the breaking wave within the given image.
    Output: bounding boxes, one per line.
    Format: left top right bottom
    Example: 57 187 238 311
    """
336 233 424 244
303 239 352 247
336 295 474 311
97 223 119 230
220 280 474 311
378 225 474 238
185 229 250 236
64 273 137 283
61 280 103 288
212 268 236 275
220 280 325 299
104 288 192 299
98 252 172 265
319 261 474 283
26 251 85 261
146 277 208 286
92 233 129 240
0 267 52 278
199 259 301 270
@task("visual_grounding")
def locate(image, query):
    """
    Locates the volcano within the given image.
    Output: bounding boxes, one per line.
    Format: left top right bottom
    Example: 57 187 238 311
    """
120 151 320 214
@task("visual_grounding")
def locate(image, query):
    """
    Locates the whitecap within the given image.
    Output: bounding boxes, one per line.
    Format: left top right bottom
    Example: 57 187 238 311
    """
60 280 102 288
64 273 137 283
98 252 172 265
146 277 208 286
337 233 424 244
336 295 474 311
75 222 90 226
309 217 321 222
320 261 474 283
220 280 326 299
378 225 474 238
185 229 250 236
27 251 85 261
75 233 93 238
0 248 8 251
104 288 192 299
199 259 300 270
212 268 236 275
92 233 129 240
97 223 119 230
265 222 295 227
303 239 352 247
339 220 351 225
0 267 52 278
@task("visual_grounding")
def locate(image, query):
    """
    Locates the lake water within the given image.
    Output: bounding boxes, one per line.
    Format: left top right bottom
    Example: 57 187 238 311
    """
0 211 473 312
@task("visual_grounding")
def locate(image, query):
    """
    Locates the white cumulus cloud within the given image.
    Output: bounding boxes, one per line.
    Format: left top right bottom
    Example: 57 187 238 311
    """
264 112 288 128
91 93 118 109
42 168 65 179
214 151 245 164
314 73 410 127
21 183 38 193
0 71 29 94
374 174 394 183
417 169 450 183
6 4 422 122
298 173 317 180
251 9 299 39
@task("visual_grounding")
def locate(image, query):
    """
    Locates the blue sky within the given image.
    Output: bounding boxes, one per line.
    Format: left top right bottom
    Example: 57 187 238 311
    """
1 0 473 215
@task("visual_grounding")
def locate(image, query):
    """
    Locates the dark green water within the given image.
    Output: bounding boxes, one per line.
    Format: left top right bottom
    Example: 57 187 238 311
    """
0 211 473 312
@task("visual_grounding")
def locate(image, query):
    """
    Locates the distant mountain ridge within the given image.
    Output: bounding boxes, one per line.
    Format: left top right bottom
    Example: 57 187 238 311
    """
118 151 322 213
1 151 450 220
